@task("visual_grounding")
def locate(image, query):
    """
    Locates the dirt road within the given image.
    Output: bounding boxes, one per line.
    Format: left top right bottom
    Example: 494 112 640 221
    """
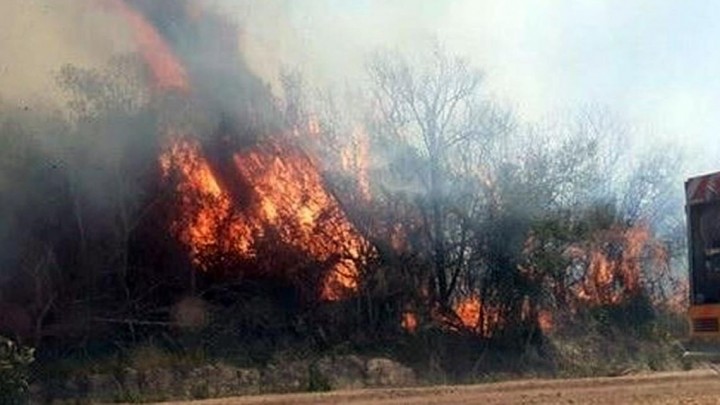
159 369 720 404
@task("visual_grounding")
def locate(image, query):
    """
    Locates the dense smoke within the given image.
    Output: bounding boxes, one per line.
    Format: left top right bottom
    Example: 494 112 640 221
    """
126 0 280 135
0 0 284 315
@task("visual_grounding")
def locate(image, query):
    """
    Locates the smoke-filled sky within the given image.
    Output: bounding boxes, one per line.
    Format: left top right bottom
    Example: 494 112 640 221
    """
223 0 720 176
2 0 718 176
0 0 134 105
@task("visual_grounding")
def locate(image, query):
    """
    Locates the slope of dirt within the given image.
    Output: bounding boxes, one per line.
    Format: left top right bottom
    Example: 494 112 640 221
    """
153 370 720 405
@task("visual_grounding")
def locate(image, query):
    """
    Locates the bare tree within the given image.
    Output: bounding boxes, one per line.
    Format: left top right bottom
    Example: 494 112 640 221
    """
367 43 512 307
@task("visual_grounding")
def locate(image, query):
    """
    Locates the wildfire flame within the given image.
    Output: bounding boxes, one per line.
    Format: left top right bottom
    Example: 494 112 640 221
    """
107 0 189 92
440 223 665 337
453 295 502 337
234 140 366 300
114 0 367 301
160 137 367 300
573 224 650 305
401 311 418 333
159 138 255 262
537 310 553 333
114 0 683 330
455 296 481 329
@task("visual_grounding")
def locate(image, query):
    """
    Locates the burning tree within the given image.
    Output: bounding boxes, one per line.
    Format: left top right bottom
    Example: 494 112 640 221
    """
296 51 687 341
0 0 376 349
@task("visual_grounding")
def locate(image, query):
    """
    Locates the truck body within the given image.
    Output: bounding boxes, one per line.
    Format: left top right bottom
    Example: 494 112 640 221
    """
685 172 720 346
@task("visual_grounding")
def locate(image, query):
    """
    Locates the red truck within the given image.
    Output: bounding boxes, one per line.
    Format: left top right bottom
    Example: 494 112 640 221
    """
683 172 720 359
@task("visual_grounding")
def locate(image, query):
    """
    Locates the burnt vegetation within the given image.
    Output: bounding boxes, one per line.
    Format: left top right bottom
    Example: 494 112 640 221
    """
0 0 689 396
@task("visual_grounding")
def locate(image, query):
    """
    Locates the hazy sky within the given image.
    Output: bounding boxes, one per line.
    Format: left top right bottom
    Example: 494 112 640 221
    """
233 0 720 176
438 0 720 176
0 0 133 106
2 0 718 176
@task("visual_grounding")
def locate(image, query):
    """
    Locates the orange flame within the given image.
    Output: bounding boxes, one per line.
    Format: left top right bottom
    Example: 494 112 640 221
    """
159 138 255 262
113 0 365 301
453 295 502 337
518 222 680 334
455 296 481 329
160 137 368 300
401 311 418 333
574 224 650 305
537 310 553 333
108 0 189 92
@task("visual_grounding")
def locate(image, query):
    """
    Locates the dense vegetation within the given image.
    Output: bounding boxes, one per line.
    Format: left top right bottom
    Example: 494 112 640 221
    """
0 41 688 401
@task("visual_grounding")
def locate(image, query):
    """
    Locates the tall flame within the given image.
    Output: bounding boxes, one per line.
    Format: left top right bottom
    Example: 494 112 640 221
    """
107 0 189 92
159 138 255 262
160 137 367 300
234 141 366 300
115 0 366 300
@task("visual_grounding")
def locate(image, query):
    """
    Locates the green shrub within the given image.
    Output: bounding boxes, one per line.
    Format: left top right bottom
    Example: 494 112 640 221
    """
0 336 35 404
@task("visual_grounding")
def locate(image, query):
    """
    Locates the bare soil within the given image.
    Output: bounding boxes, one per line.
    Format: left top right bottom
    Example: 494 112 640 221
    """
154 369 720 405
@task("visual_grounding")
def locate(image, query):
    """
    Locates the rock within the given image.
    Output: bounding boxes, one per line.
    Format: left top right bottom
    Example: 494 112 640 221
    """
237 367 262 389
180 363 261 398
140 368 179 400
60 376 87 398
38 356 415 401
316 355 366 390
120 367 141 396
262 360 310 393
213 364 260 396
365 358 416 387
142 367 175 394
211 363 237 397
86 373 119 400
185 365 215 399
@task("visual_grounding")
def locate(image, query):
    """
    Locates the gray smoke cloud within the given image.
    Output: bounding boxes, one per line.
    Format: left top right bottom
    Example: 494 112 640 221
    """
212 0 715 178
0 0 135 110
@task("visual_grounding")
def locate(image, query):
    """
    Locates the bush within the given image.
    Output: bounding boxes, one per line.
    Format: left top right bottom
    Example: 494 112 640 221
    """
0 336 35 404
307 362 332 392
